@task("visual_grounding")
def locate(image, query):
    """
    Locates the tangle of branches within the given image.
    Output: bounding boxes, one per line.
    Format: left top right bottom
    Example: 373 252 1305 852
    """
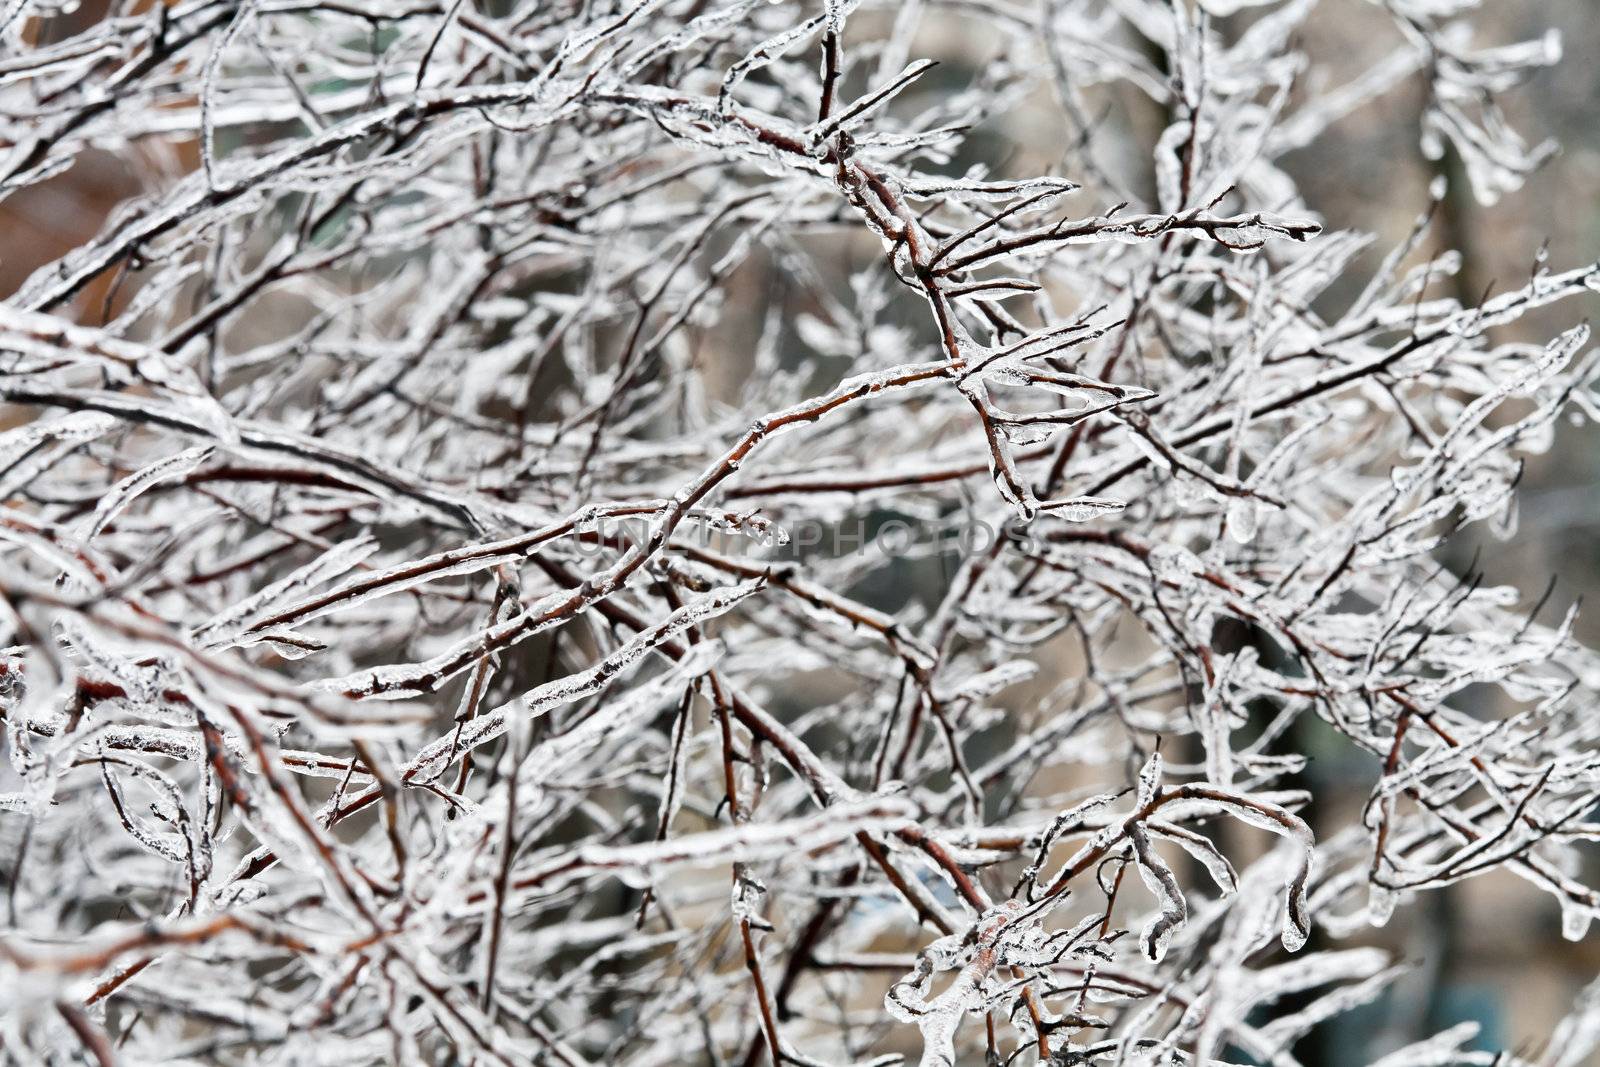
2 1 1599 1065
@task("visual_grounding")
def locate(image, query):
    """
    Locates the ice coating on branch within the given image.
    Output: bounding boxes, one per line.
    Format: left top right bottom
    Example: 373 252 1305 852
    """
1130 822 1187 961
1039 496 1127 522
76 445 215 544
